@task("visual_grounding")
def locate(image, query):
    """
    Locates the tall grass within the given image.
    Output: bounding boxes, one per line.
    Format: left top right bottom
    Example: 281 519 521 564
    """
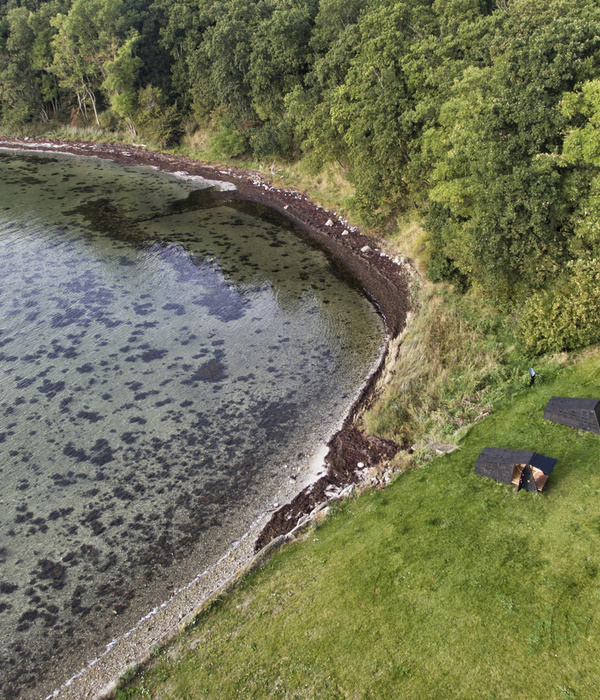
364 287 507 445
361 274 574 453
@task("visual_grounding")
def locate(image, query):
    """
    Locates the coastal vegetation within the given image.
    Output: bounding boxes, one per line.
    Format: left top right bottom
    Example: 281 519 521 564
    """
2 0 600 696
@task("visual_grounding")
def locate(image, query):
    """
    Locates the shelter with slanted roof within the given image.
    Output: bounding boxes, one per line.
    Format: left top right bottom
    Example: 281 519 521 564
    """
543 397 600 435
474 448 556 493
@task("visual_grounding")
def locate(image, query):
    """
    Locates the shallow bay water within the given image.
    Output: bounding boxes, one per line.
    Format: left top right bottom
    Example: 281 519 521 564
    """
0 151 384 698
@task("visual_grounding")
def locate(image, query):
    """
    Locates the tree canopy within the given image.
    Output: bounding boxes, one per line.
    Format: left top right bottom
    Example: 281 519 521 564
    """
1 0 599 351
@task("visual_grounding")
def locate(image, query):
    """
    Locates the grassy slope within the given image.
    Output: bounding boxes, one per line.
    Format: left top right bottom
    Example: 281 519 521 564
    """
120 348 599 700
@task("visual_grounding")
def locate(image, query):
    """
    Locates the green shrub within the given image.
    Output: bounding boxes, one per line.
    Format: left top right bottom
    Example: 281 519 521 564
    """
519 258 600 354
209 125 248 159
135 86 182 147
248 121 296 160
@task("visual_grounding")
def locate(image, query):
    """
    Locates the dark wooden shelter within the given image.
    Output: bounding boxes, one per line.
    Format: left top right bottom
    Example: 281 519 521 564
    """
543 397 600 434
474 448 557 492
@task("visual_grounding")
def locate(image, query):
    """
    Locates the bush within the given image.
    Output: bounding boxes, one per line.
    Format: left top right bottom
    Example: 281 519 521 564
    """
248 121 296 160
209 125 248 159
135 86 182 147
518 258 600 354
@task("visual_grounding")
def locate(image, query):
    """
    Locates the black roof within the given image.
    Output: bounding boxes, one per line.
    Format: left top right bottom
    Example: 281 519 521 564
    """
474 448 557 493
543 397 600 434
529 452 556 476
545 397 599 411
475 447 557 473
476 447 534 465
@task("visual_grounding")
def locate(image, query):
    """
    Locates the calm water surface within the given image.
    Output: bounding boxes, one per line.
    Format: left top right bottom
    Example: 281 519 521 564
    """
0 150 384 698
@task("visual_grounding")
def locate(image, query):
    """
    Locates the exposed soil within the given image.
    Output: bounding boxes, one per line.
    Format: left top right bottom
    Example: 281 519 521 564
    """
0 136 411 549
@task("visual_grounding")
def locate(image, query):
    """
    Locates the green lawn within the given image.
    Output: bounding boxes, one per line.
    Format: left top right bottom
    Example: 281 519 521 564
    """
120 350 600 700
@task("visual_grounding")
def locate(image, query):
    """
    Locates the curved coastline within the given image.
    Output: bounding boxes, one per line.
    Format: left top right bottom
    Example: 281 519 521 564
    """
0 136 411 699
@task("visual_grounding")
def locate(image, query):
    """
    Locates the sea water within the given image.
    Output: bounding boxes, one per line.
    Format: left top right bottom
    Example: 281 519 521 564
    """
0 150 384 698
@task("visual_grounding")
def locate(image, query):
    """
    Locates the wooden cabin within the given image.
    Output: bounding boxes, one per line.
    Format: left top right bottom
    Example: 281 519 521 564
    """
474 448 557 493
543 397 600 435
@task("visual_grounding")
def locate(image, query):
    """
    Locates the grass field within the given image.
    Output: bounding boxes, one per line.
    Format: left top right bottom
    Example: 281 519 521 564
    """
117 348 599 700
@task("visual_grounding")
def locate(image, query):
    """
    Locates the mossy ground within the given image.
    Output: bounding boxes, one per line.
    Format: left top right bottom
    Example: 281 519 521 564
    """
118 348 600 700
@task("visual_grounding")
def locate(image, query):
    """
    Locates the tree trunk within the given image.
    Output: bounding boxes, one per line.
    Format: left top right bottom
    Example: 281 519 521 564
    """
125 117 137 137
87 87 100 126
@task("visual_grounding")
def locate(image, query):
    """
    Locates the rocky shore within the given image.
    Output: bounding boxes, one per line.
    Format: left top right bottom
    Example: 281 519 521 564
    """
0 136 412 698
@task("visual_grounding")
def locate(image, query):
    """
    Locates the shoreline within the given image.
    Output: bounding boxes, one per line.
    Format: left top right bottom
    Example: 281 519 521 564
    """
0 136 411 698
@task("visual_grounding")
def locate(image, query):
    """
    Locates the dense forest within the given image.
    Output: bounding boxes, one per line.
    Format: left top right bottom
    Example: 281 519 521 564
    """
1 0 599 353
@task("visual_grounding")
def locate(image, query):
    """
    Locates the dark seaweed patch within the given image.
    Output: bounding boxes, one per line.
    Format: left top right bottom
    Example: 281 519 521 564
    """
37 379 65 398
139 348 168 362
15 511 33 523
89 439 114 466
155 397 173 407
48 508 74 521
133 302 154 316
69 585 91 617
36 560 67 590
76 410 104 423
113 486 134 501
16 377 36 389
50 472 77 487
193 288 246 322
182 358 227 385
50 307 86 329
63 443 88 462
97 316 123 329
163 303 186 316
81 510 106 536
66 198 144 243
134 390 159 401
